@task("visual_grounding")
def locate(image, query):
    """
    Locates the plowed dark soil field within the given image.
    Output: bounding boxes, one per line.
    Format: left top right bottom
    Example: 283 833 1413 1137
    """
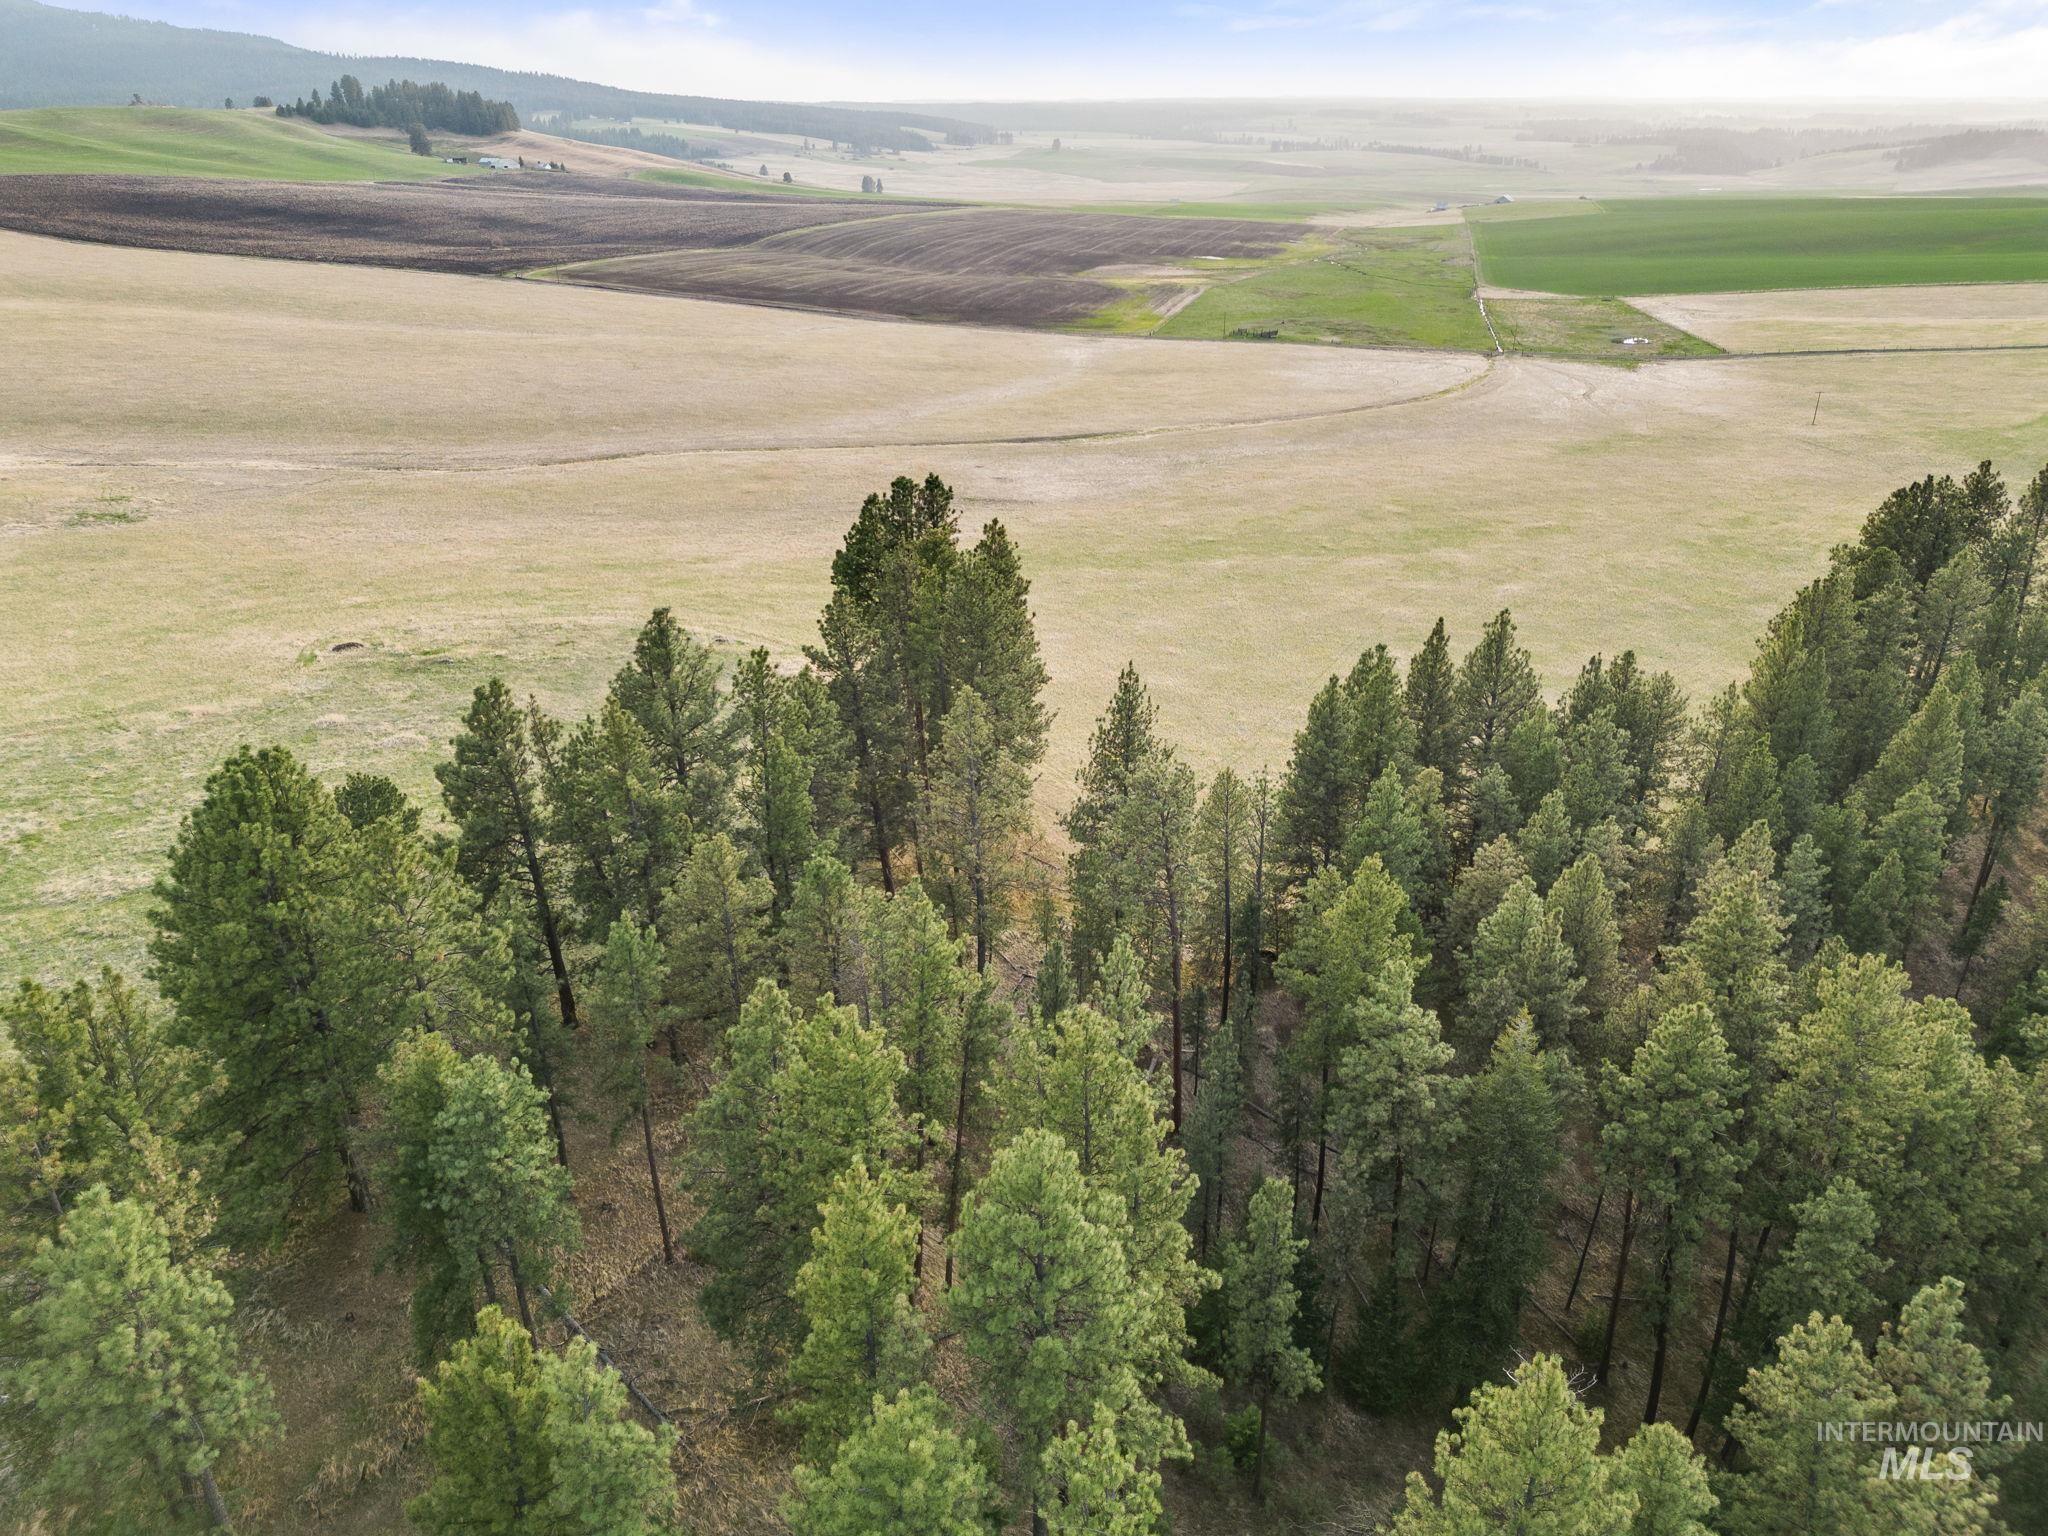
0 173 940 273
560 246 1130 326
554 206 1311 327
758 206 1305 273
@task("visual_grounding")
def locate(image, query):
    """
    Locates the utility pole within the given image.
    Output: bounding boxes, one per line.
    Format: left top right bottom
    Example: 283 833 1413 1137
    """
1811 390 1822 426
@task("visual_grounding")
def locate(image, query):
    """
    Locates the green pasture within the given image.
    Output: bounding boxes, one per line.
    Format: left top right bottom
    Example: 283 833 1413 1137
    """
1471 196 2048 296
0 107 476 180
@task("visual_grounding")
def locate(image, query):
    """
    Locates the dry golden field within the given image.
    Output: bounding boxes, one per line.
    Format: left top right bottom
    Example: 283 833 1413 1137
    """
5 227 2047 975
1635 281 2048 353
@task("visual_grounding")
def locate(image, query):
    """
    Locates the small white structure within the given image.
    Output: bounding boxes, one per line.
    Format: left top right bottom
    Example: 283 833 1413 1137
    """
478 155 518 170
1493 194 1515 205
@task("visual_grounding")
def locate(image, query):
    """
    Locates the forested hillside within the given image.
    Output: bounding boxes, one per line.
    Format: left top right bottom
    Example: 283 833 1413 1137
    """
0 0 991 150
7 464 2048 1534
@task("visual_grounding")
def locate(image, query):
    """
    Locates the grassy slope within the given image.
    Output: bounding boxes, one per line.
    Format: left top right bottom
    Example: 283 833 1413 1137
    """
1157 226 1494 351
0 106 474 180
1471 196 2048 296
636 164 867 199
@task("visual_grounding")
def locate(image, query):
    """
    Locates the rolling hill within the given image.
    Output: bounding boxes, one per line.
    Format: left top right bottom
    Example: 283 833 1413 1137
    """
0 0 991 151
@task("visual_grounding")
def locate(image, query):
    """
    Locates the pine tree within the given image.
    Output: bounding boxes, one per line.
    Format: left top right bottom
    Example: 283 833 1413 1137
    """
0 970 210 1232
866 881 978 1188
1752 1177 1889 1348
690 981 915 1360
1107 748 1200 1127
944 518 1052 769
151 745 383 1234
1461 876 1584 1052
1065 665 1161 981
949 1129 1184 1517
1517 789 1578 891
1407 617 1461 779
810 589 912 889
410 1306 677 1536
786 1387 994 1536
1223 1178 1321 1501
379 1034 580 1350
787 1159 930 1454
608 605 736 831
1546 854 1624 1051
1329 961 1456 1400
1716 1314 1900 1536
1426 1021 1563 1396
1452 610 1543 776
1183 1001 1246 1263
783 853 875 1010
1277 676 1355 874
9 1187 274 1531
1388 1354 1632 1536
586 917 678 1264
661 831 773 1050
1596 1004 1746 1421
1874 1277 2011 1533
1345 643 1417 786
927 686 1031 972
732 647 822 910
996 1003 1213 1391
544 699 689 936
1040 1407 1166 1536
437 682 581 1035
1611 1422 1716 1536
1278 856 1418 1228
1193 768 1253 1038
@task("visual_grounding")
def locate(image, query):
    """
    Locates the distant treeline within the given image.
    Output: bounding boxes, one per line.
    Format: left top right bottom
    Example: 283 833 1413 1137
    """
1520 119 1937 175
546 123 715 163
277 75 517 135
1894 127 2048 172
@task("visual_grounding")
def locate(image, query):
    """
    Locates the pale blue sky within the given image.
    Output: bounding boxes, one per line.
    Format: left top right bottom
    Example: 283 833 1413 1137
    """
57 0 2048 101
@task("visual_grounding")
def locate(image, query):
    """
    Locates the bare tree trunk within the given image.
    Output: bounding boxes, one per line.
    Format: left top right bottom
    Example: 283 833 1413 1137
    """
1566 1182 1606 1312
641 1099 675 1265
197 1465 233 1531
506 1245 538 1342
1644 1240 1676 1422
1687 1223 1741 1440
1596 1189 1635 1385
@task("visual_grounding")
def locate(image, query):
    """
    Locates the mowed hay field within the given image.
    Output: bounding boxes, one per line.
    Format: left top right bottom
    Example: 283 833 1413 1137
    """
1636 282 2048 353
6 227 2048 977
1472 196 2048 295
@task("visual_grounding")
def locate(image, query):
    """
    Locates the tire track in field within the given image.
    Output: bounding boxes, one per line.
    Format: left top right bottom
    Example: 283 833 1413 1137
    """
10 357 1501 476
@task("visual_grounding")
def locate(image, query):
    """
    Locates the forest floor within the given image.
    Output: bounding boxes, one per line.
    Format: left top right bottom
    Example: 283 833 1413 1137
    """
6 228 2047 979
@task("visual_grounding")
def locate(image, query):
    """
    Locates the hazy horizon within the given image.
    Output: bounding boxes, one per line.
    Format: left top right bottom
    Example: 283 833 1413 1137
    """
38 0 2048 108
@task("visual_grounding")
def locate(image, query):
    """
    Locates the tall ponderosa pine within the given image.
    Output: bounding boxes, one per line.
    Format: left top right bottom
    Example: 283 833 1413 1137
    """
689 981 917 1361
1065 665 1162 981
377 1031 580 1350
661 831 773 1051
437 682 581 1036
926 685 1032 972
1222 1178 1320 1501
996 1003 1214 1392
608 605 736 832
949 1129 1186 1522
410 1305 677 1536
1388 1354 1633 1536
0 970 209 1232
151 746 384 1233
786 1387 995 1536
1595 1004 1746 1422
9 1187 274 1532
586 917 678 1265
786 1159 931 1454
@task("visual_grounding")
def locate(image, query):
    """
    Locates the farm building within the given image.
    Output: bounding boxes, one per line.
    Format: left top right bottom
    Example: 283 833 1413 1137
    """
1493 194 1515 204
477 155 518 170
